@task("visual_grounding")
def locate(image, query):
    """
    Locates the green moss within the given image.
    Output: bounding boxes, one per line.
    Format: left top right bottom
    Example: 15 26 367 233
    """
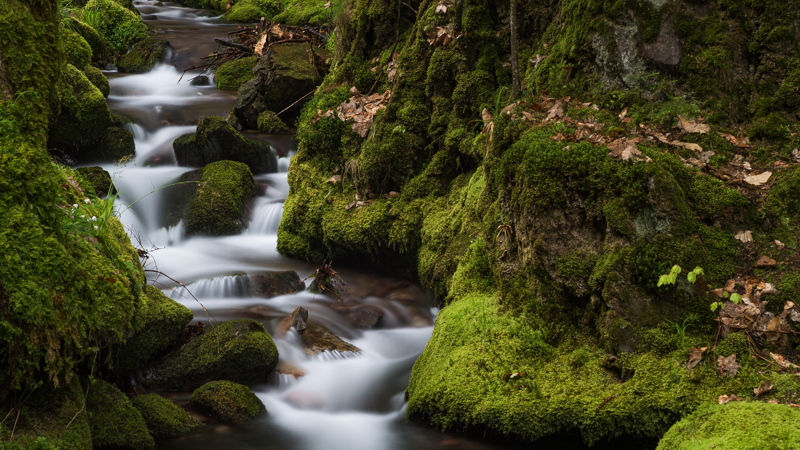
657 402 800 449
272 0 331 26
83 0 147 54
116 37 170 74
112 285 193 377
75 166 115 197
136 319 279 391
184 160 254 237
131 394 203 439
215 56 257 90
83 64 109 98
61 28 92 69
48 63 113 149
190 381 266 422
256 110 291 133
77 126 135 163
685 174 749 219
603 198 635 235
225 0 280 22
86 379 155 450
70 19 105 61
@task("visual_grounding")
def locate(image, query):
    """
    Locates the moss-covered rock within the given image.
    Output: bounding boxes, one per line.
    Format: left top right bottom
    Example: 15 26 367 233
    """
182 160 255 237
131 394 203 440
71 19 105 62
225 0 280 23
86 379 155 450
190 381 266 422
657 402 800 449
173 115 277 174
76 126 136 163
116 37 171 74
76 166 116 197
83 64 110 98
136 319 279 391
112 285 193 377
48 63 113 150
234 43 330 128
83 0 147 54
215 56 257 90
256 109 290 134
62 28 92 70
272 0 330 26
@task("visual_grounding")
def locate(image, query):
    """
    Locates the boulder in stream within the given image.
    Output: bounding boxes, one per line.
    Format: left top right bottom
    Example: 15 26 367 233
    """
86 379 156 450
301 321 361 355
48 63 113 151
190 380 267 422
215 56 257 91
131 394 203 440
84 64 110 98
249 271 305 298
234 43 330 128
182 160 255 237
116 37 171 74
173 115 278 174
136 319 279 391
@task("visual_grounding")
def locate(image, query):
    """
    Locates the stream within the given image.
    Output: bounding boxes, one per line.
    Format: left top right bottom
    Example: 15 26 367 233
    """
92 3 536 449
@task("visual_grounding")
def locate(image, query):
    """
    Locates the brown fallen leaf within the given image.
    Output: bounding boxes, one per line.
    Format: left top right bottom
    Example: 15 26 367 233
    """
687 347 707 370
254 33 268 56
654 133 703 152
326 175 341 185
336 90 391 138
545 102 564 121
618 107 628 120
718 394 744 404
529 53 548 68
734 230 753 243
744 171 772 186
754 380 774 396
718 132 750 148
608 138 642 162
345 200 356 210
678 115 711 134
770 352 799 370
768 399 779 404
384 191 398 199
717 354 740 377
755 255 776 268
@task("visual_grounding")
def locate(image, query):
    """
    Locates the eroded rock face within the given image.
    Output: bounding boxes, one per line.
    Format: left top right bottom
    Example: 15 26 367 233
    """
135 319 279 391
233 43 330 128
173 115 277 174
642 16 682 67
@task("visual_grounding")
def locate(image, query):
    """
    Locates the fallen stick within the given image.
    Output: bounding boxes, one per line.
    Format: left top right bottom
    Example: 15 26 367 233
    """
214 38 254 53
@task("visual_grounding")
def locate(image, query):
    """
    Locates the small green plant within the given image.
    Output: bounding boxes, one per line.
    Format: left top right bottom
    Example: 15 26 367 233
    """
656 264 742 312
666 317 690 351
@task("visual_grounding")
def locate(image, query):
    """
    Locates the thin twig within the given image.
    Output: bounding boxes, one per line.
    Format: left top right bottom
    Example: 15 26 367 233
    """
276 90 317 116
0 409 12 426
9 409 20 441
400 1 418 14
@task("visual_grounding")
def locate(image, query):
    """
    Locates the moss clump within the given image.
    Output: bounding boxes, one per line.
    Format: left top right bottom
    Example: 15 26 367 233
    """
131 394 203 439
226 0 280 23
48 63 113 149
83 0 147 54
656 402 800 449
272 0 330 25
112 285 193 377
70 19 105 61
86 379 155 450
62 28 92 70
214 56 257 90
136 319 279 391
83 64 110 98
78 126 135 163
256 109 290 134
190 381 266 422
116 37 170 74
75 166 116 197
183 160 253 237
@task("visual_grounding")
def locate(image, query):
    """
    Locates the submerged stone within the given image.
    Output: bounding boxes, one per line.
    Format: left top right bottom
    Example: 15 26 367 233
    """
248 271 305 298
136 319 279 391
173 115 278 174
86 379 155 450
190 380 266 422
131 394 203 440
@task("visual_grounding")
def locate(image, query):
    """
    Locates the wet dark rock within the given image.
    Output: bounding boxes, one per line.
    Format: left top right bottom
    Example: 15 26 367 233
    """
141 14 158 20
136 319 279 391
276 306 309 335
190 381 266 423
234 43 331 128
116 37 171 74
344 308 384 329
249 271 305 298
190 75 211 86
173 115 277 174
301 322 360 355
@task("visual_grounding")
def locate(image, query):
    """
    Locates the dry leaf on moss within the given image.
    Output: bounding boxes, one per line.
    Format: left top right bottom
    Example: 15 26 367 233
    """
336 89 391 138
744 171 772 186
717 354 740 377
770 352 799 370
687 347 707 369
608 138 642 162
677 115 710 134
718 394 743 404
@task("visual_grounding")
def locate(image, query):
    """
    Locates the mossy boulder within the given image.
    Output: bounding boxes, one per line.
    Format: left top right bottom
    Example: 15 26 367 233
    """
48 63 112 150
86 379 155 450
62 28 92 69
116 37 171 74
215 56 257 90
112 285 193 377
190 381 266 422
77 126 136 163
136 319 279 391
84 0 148 54
84 64 110 98
181 160 255 236
225 0 280 23
173 115 277 174
234 43 330 128
0 375 92 449
131 394 203 440
256 109 290 134
76 166 116 197
657 402 800 449
71 19 105 61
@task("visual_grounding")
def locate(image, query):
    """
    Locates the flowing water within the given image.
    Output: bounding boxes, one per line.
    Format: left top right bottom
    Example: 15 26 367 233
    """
96 3 555 449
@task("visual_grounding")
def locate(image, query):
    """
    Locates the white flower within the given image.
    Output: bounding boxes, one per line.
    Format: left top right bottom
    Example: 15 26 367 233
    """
81 215 85 219
94 225 99 230
73 204 78 208
84 199 90 204
91 216 97 221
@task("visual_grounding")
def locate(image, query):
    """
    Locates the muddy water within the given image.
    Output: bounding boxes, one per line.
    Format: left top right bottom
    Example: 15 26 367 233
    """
101 3 558 449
